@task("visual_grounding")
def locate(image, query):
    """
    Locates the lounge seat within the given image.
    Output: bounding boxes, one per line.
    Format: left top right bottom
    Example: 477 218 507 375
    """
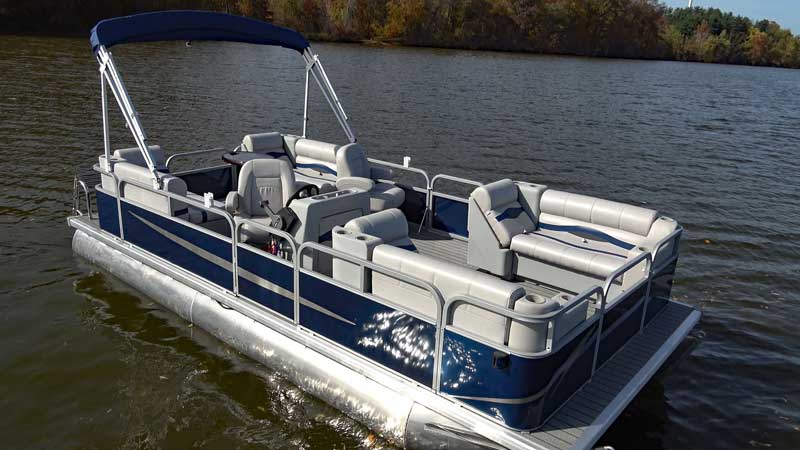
467 179 678 293
241 132 293 164
371 245 526 345
99 146 189 217
283 136 404 212
343 208 415 250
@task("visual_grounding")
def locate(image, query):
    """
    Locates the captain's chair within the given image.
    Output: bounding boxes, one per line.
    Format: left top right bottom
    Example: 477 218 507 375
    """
225 159 316 243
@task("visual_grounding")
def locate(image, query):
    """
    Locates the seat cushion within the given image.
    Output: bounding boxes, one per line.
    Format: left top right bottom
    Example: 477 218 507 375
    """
242 132 291 162
369 182 405 212
510 233 626 279
238 159 296 215
293 139 339 178
540 190 658 237
113 145 166 168
336 143 370 178
345 208 415 250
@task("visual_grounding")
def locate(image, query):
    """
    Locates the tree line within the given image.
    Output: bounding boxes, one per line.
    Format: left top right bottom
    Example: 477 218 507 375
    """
2 0 798 69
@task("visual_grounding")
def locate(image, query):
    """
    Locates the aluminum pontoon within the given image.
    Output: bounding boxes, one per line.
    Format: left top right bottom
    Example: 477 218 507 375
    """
69 11 700 450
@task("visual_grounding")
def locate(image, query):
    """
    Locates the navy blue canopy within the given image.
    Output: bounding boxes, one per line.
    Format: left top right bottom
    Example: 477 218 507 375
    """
90 10 309 54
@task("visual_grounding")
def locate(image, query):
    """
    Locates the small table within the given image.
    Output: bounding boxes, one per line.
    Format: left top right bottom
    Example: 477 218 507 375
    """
221 151 273 167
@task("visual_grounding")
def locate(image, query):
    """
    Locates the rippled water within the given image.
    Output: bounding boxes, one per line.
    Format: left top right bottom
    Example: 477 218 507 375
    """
1 35 798 449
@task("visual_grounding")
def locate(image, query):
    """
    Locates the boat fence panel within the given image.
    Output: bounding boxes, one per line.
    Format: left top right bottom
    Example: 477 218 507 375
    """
437 289 603 430
368 158 431 228
296 242 445 388
234 219 297 320
429 174 483 238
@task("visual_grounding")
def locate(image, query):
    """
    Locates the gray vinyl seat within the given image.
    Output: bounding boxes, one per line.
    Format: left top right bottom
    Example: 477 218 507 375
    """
241 132 293 163
225 159 298 243
244 135 404 212
343 209 416 251
467 179 678 292
371 245 526 345
241 133 335 194
335 143 405 213
112 145 168 170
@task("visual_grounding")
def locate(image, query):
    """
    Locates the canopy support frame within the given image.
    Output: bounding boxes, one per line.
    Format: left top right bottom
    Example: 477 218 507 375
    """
302 50 356 143
97 45 161 188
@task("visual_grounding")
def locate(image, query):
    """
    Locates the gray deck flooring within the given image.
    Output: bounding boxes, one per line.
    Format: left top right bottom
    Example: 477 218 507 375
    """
523 301 695 450
409 226 470 266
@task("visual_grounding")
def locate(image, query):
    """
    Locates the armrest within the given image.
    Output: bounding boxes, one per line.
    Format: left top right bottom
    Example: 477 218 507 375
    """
369 165 393 180
336 176 375 191
225 192 240 215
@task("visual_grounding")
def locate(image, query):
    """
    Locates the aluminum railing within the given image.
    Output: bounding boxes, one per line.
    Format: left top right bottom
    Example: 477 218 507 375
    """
165 147 226 172
651 226 683 274
99 168 240 292
89 164 668 393
72 176 94 220
442 285 604 355
297 241 447 387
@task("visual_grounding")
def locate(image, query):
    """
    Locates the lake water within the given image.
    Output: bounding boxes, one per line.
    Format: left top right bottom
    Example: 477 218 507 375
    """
1 35 799 450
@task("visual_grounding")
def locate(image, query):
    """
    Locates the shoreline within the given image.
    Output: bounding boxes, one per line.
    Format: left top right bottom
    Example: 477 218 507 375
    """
2 30 797 71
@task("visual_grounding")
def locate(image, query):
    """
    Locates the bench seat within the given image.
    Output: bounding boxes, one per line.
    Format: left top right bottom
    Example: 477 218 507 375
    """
467 179 679 293
510 232 626 279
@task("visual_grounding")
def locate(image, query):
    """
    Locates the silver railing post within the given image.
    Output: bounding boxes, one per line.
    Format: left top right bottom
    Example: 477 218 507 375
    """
592 252 653 376
164 147 226 172
100 72 110 168
302 66 310 138
590 292 607 378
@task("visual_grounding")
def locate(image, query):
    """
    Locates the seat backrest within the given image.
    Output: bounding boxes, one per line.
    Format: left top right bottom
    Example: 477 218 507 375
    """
470 179 537 247
237 159 296 217
242 132 292 163
112 162 187 215
113 145 166 168
293 139 339 177
371 245 526 345
336 143 370 178
344 209 415 250
539 190 658 237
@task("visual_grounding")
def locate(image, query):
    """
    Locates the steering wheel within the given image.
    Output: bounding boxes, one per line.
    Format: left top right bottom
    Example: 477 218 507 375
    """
286 184 319 207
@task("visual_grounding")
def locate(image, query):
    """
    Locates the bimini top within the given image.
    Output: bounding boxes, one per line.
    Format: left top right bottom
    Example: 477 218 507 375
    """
90 10 310 54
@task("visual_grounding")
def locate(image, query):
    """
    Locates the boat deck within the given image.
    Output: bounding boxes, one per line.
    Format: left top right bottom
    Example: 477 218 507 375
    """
521 301 698 450
409 226 561 298
409 224 699 449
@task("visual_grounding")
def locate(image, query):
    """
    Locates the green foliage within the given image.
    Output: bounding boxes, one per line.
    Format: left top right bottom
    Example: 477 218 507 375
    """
664 7 800 68
1 0 799 68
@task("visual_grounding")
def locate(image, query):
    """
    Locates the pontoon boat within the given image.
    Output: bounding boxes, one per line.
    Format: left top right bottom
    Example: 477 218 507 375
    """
69 11 700 450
